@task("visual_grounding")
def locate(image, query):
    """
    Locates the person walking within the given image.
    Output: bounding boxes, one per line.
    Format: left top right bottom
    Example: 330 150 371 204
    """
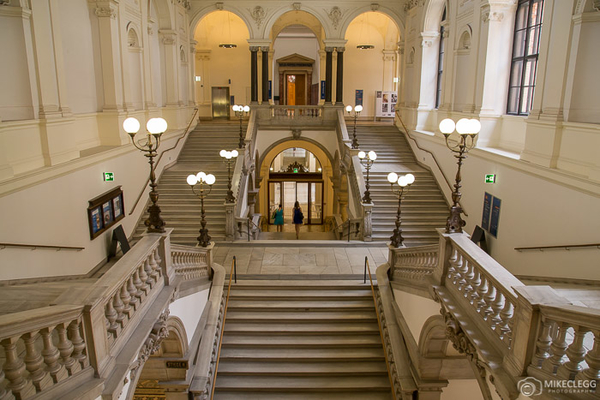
292 201 304 239
272 204 284 232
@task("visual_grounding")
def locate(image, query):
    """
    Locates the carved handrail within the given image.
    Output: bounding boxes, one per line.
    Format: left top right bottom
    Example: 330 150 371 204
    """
0 242 84 251
515 243 600 252
389 244 439 283
270 105 323 120
129 107 199 215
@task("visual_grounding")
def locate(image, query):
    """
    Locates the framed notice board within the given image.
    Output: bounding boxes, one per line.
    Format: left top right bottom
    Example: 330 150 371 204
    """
88 186 125 239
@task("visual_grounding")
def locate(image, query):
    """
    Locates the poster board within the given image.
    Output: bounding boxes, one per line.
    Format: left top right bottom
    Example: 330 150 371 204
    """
375 90 397 117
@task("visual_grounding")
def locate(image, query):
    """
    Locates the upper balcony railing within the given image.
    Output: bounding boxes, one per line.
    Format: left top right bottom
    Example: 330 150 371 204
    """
253 105 339 128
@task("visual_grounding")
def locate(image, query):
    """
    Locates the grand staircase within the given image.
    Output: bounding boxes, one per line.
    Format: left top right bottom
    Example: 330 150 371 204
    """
213 280 392 399
355 125 448 246
133 123 241 245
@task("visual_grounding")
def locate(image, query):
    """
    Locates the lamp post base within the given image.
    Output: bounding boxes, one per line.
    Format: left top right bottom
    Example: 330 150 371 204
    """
197 228 211 247
145 204 166 233
446 205 466 233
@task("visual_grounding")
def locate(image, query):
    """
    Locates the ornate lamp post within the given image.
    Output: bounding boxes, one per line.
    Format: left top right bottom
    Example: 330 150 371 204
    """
123 117 168 233
345 104 363 149
232 104 250 148
439 118 481 233
219 149 239 203
387 172 415 247
186 172 216 247
358 150 377 203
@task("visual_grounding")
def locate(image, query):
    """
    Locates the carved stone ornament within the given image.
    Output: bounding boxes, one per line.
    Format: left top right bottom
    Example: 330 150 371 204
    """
286 161 309 173
94 6 116 18
130 309 170 377
483 11 504 23
0 0 10 5
327 6 342 30
176 0 191 10
371 3 380 11
250 6 266 29
291 129 302 139
216 2 223 11
594 0 600 11
293 2 301 11
404 0 425 12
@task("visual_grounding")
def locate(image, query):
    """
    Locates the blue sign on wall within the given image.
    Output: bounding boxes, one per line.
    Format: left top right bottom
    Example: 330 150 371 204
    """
482 192 492 231
321 81 326 100
355 90 363 106
489 196 501 238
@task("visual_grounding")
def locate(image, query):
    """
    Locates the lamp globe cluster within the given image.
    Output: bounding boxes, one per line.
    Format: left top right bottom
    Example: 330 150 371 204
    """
187 172 216 186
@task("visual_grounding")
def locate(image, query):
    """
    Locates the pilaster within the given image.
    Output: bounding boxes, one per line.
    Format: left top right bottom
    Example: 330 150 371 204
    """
159 29 180 106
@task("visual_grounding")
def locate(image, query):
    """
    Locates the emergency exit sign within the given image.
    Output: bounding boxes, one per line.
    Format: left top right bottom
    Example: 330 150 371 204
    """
485 174 496 183
103 172 114 182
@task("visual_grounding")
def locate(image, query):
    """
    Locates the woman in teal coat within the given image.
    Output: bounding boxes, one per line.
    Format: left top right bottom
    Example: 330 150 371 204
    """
273 204 284 232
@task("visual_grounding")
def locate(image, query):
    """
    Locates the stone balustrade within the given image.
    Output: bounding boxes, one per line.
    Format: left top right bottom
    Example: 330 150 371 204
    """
270 105 322 120
0 230 214 400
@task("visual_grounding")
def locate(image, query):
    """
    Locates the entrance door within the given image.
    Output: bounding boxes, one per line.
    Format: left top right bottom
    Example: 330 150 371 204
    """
268 181 322 224
285 74 306 105
211 87 230 119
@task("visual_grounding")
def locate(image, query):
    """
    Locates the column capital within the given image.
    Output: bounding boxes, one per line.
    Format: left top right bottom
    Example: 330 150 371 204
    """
249 46 261 52
260 46 270 52
325 47 335 53
336 47 345 53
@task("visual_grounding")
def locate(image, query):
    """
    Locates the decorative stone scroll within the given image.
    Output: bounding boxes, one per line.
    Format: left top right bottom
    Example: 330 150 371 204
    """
293 2 301 11
251 6 265 29
94 7 116 18
130 309 170 377
404 0 425 12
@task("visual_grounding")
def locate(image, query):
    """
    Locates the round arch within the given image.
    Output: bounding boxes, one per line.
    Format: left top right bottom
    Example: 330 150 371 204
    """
423 0 447 33
270 10 325 48
150 0 173 30
261 5 332 40
257 138 335 223
338 5 405 39
190 5 254 39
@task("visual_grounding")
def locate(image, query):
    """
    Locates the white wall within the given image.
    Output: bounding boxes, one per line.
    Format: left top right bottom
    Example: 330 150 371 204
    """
442 379 484 400
393 288 440 342
169 289 210 345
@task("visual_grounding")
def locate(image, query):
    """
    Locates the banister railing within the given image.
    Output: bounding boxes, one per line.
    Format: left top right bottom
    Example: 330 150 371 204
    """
515 243 600 252
270 105 323 121
170 244 210 280
0 242 84 251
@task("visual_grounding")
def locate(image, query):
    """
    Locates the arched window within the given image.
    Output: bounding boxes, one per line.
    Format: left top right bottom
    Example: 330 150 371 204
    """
507 0 544 115
435 7 447 109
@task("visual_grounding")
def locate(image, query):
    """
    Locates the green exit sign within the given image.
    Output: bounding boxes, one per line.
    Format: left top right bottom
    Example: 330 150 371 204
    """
485 174 496 183
103 172 114 182
293 168 299 173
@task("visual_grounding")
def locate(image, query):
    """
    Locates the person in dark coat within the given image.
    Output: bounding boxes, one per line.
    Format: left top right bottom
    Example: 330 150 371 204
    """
292 201 303 239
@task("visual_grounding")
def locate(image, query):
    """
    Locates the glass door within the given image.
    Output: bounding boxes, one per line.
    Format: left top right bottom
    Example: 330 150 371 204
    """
268 181 323 225
269 182 282 223
309 182 323 224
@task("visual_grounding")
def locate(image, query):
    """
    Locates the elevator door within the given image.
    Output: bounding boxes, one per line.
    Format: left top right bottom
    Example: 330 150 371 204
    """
211 87 230 119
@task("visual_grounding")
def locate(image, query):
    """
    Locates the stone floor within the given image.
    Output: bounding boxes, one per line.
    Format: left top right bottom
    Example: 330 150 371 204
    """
213 243 389 276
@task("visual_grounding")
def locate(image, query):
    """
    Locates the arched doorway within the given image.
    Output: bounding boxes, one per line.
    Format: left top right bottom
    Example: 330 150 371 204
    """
267 148 324 225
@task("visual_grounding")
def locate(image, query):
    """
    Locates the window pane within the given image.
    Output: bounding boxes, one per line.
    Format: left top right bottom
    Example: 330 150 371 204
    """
530 0 544 26
513 29 526 58
515 3 529 29
521 86 531 114
524 59 537 86
507 87 520 114
509 60 523 87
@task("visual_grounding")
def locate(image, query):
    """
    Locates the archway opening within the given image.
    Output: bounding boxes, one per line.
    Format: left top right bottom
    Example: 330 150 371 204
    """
267 148 324 225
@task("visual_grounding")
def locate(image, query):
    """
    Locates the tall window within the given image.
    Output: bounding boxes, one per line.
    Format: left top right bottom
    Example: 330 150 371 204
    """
507 0 544 115
435 7 447 109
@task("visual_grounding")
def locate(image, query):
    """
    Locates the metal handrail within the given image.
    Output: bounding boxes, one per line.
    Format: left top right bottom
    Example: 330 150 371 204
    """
210 255 236 400
129 107 199 215
364 256 397 400
395 110 468 217
0 242 84 251
515 243 600 252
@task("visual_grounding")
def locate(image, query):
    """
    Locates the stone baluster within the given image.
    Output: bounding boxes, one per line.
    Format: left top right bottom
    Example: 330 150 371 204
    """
576 329 600 382
489 290 505 330
462 260 475 298
498 299 514 340
105 298 118 334
1 337 36 399
40 327 67 383
144 258 155 289
68 319 88 368
131 268 145 301
119 283 132 318
542 321 569 374
0 368 16 400
476 276 489 312
469 268 482 304
149 250 161 281
22 331 51 391
483 284 497 321
113 292 125 329
447 247 460 284
557 326 589 380
127 276 140 310
456 255 469 291
138 263 149 295
55 322 79 375
532 317 553 367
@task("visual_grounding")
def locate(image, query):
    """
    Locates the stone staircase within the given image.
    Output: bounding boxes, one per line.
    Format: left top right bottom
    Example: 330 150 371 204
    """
355 125 448 245
213 280 392 399
133 123 241 246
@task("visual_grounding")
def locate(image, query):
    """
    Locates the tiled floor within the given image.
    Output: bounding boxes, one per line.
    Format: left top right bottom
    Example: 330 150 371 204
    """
212 243 389 275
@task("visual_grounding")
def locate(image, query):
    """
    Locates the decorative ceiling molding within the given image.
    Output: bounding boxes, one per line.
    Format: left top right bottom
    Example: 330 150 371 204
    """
404 0 425 12
251 6 265 29
327 6 342 30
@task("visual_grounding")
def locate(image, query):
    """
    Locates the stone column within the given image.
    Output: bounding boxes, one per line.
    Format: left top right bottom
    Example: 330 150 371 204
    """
335 47 344 105
250 46 259 104
362 203 373 241
261 46 269 104
225 203 235 241
325 47 334 104
189 40 198 106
